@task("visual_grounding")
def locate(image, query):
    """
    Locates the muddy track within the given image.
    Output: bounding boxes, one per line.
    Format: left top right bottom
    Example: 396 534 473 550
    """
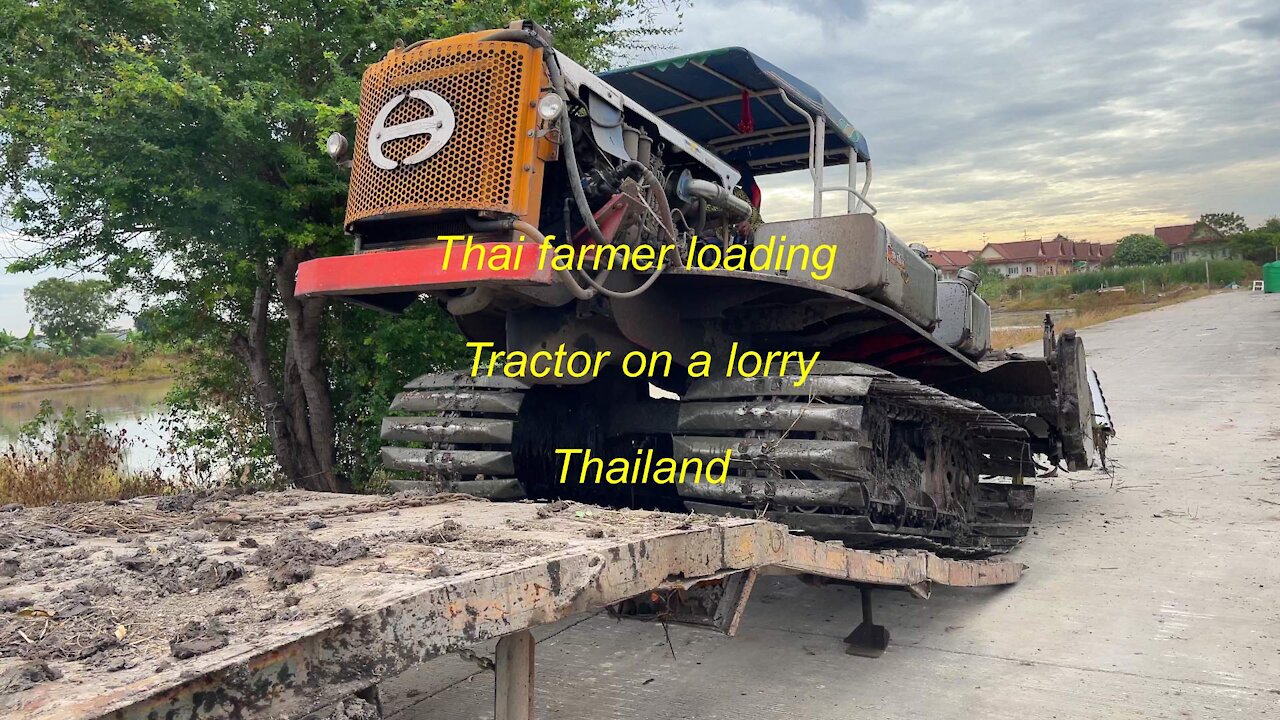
381 363 1036 557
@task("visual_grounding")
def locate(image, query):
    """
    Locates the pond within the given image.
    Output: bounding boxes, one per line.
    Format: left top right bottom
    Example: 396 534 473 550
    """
0 379 173 473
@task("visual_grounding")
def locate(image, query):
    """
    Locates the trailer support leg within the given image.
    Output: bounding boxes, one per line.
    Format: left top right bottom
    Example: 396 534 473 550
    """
495 629 535 720
843 585 891 658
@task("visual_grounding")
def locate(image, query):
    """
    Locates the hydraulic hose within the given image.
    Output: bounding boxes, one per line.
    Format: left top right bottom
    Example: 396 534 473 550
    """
544 51 611 250
506 220 594 300
482 32 673 299
512 219 664 300
445 286 492 315
466 214 595 300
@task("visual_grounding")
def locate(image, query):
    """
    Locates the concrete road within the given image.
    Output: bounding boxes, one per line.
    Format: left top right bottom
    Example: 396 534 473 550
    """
383 290 1280 719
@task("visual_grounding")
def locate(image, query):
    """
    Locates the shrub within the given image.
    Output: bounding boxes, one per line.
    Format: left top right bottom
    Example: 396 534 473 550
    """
0 402 180 506
1111 234 1168 266
978 260 1258 302
81 332 127 356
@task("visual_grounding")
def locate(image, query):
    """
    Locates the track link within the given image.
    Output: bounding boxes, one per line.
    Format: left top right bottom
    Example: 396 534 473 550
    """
381 363 1036 556
381 372 528 499
670 362 1035 556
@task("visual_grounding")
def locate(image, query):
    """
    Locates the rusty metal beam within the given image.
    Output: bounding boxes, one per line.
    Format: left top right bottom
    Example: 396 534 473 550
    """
16 512 1023 720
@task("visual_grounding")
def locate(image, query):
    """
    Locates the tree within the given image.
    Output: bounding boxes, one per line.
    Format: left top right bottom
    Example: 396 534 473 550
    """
1111 233 1168 267
967 258 999 281
1199 212 1249 236
1230 218 1280 264
0 0 674 491
23 278 118 354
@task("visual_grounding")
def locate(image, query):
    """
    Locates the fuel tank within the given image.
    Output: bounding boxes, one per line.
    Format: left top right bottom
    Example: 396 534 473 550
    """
754 214 939 330
934 271 992 357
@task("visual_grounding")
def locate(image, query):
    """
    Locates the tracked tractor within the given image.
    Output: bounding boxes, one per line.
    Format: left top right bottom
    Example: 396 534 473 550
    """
297 20 1114 557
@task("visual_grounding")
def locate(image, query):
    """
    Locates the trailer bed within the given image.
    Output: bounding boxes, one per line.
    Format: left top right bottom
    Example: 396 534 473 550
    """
0 490 1025 719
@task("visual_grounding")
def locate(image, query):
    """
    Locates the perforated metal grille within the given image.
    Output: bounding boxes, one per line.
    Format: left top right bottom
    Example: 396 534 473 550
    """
345 41 538 229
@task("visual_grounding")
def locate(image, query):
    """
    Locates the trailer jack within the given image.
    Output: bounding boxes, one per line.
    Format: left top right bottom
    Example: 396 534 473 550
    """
844 585 891 658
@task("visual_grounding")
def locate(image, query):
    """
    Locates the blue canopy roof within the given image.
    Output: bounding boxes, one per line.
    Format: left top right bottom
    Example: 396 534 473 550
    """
602 47 870 176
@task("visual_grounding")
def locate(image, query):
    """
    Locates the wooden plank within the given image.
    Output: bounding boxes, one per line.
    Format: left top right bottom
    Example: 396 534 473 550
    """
494 630 534 720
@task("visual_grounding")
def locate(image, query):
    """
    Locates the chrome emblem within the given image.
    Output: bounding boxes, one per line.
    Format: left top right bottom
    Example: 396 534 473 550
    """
367 90 456 170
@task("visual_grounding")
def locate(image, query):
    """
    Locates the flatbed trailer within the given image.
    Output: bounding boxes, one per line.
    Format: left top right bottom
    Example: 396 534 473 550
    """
0 491 1024 719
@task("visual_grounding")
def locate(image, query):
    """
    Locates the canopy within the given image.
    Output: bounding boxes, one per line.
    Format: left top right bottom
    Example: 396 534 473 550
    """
601 47 870 176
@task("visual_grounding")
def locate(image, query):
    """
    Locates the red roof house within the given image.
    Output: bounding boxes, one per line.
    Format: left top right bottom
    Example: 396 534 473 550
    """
1155 223 1235 262
929 249 977 278
975 235 1114 277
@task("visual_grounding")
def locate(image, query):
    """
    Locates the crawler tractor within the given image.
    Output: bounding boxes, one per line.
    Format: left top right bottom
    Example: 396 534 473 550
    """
297 20 1113 557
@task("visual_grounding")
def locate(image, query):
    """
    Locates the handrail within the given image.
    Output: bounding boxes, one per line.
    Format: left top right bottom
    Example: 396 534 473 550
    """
821 184 878 215
776 90 875 218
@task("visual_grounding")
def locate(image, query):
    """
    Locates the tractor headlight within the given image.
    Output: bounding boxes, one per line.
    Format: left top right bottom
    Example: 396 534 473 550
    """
325 132 349 161
537 93 566 121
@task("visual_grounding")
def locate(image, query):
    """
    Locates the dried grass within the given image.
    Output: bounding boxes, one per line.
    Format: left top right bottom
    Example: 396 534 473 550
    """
0 350 176 394
991 286 1213 350
0 404 182 506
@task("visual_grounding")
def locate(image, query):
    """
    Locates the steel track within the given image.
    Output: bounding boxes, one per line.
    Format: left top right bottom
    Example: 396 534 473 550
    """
381 365 1035 557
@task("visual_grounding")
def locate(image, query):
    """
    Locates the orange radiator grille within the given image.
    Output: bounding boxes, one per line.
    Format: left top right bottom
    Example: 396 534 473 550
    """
345 39 544 231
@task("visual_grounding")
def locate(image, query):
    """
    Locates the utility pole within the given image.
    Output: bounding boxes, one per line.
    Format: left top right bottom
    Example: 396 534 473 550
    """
1205 260 1211 290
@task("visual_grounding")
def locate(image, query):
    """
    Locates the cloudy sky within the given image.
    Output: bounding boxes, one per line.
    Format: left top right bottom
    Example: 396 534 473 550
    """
626 0 1280 247
3 0 1278 332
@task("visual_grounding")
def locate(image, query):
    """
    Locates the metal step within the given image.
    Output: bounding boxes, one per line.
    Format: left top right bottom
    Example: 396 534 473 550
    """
389 389 524 415
679 476 870 509
685 375 873 399
404 373 529 391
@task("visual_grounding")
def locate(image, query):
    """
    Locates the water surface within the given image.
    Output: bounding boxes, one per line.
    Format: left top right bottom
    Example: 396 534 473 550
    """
0 379 172 472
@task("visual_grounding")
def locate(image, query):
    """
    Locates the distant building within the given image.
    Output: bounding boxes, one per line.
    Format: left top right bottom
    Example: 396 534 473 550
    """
1155 223 1239 263
971 235 1115 277
929 249 977 278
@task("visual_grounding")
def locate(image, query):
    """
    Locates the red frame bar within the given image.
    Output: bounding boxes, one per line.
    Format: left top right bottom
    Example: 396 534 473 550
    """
295 242 555 298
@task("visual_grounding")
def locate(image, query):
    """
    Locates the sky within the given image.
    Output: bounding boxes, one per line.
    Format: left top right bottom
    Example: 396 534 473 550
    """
623 0 1280 246
3 0 1278 332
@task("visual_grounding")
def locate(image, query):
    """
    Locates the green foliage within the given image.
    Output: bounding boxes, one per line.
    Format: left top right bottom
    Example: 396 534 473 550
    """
158 358 283 488
966 258 1000 282
81 332 128 357
328 303 469 488
0 0 675 487
1230 218 1280 264
23 278 119 354
1198 212 1249 236
977 260 1259 302
0 330 16 353
1111 233 1168 267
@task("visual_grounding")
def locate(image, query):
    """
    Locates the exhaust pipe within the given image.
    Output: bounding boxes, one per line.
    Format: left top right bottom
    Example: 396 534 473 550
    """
675 170 752 221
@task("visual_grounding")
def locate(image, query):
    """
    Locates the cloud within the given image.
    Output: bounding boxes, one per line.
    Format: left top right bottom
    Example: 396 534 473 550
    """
621 0 1280 247
765 0 869 23
1240 11 1280 37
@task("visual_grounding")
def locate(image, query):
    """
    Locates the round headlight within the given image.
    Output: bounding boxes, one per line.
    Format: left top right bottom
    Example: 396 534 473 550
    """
325 132 349 160
537 93 565 121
